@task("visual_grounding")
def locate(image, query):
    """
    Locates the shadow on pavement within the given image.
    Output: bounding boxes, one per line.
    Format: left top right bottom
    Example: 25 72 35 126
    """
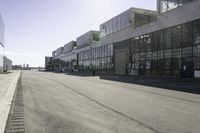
65 72 94 77
99 75 200 95
39 70 200 95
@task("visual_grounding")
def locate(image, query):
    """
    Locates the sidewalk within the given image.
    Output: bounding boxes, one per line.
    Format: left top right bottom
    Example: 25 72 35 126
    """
0 71 21 133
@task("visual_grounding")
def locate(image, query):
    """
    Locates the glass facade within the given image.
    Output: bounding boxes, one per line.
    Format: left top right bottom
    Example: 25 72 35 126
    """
159 0 193 13
77 31 100 49
131 19 200 78
100 10 132 37
52 19 200 78
78 44 113 74
134 13 156 28
100 9 156 37
52 52 78 72
45 57 53 71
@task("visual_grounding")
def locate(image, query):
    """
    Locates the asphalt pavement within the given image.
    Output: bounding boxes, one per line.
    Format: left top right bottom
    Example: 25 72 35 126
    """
9 70 200 133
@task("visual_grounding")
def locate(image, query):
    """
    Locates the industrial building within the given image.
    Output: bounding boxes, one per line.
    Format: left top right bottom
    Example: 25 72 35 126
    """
0 13 4 72
130 0 200 79
0 13 13 72
45 57 53 71
3 56 12 71
48 0 200 79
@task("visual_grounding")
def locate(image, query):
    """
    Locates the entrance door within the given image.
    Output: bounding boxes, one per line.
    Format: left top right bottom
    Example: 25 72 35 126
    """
115 50 127 75
139 63 146 76
181 61 194 79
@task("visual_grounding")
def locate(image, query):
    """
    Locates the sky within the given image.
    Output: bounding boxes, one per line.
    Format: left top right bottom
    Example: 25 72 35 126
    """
0 0 156 67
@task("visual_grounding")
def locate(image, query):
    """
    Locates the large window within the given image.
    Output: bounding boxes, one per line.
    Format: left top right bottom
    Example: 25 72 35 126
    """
193 20 200 70
131 19 200 77
181 23 193 57
159 0 193 13
78 44 113 72
134 13 156 28
100 11 131 37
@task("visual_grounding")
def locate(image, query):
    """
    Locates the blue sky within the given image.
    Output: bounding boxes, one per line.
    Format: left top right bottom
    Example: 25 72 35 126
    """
0 0 156 67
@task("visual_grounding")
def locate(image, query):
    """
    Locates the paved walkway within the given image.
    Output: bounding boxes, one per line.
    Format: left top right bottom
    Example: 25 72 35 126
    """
0 71 21 133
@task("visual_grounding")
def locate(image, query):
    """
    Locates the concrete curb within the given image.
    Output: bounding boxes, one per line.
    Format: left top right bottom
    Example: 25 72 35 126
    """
0 71 21 133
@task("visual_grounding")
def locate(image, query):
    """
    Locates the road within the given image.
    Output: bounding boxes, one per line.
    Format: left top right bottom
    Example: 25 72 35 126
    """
12 70 200 133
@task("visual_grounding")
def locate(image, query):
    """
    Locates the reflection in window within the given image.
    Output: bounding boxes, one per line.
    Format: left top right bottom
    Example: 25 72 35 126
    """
159 0 193 13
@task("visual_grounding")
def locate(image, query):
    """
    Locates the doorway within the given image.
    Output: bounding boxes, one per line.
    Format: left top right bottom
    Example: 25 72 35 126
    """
181 60 194 79
115 50 127 75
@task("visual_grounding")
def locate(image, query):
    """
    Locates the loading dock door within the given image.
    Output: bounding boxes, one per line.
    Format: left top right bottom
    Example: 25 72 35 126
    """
115 50 126 75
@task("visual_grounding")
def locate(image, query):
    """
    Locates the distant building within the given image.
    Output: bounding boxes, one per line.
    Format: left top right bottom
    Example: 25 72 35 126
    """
45 57 53 71
12 65 22 70
3 56 12 71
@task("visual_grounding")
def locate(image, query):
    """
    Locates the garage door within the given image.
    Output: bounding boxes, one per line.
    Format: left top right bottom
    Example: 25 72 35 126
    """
115 50 126 75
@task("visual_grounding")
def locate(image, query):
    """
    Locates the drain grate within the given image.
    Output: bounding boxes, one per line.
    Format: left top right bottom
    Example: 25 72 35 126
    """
4 72 25 133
